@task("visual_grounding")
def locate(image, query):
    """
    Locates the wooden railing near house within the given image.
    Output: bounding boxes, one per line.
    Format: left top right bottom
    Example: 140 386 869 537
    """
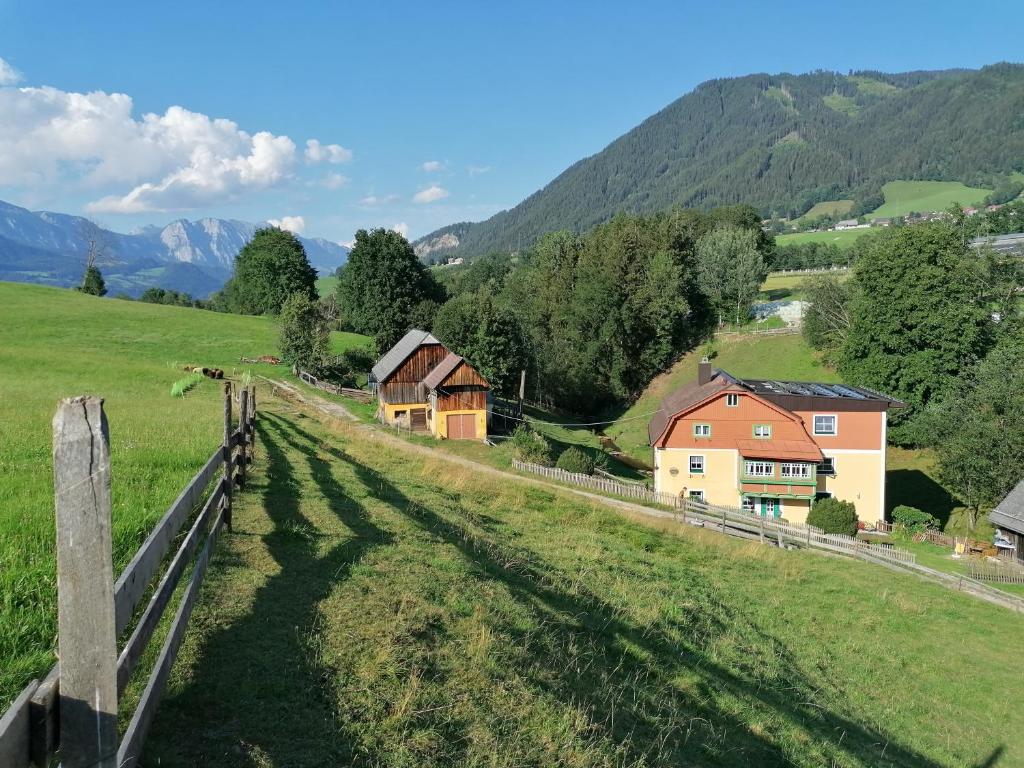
296 369 373 403
511 459 916 568
0 383 257 768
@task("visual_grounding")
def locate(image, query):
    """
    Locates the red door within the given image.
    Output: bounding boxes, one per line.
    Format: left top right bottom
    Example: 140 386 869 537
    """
447 413 476 439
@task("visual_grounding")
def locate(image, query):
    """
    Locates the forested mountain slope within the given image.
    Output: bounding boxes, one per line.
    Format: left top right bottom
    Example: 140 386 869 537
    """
415 64 1024 259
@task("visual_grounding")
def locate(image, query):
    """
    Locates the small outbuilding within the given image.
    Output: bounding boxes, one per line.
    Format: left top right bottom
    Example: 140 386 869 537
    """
420 352 490 440
990 480 1024 564
371 329 447 431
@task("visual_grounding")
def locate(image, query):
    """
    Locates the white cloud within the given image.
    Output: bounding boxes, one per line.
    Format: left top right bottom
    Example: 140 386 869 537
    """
305 138 352 164
468 165 491 177
413 184 449 204
0 57 22 86
267 215 306 234
359 193 398 206
0 82 353 213
421 160 444 172
320 172 348 190
391 222 409 237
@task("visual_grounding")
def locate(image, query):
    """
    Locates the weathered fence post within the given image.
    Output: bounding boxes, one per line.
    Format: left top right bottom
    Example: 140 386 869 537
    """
53 397 119 768
759 514 765 543
237 387 249 488
248 385 257 460
222 382 233 532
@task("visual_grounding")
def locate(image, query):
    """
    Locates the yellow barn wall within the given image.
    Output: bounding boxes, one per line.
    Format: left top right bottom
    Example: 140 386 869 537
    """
434 409 488 440
654 448 739 505
380 401 430 426
818 451 886 523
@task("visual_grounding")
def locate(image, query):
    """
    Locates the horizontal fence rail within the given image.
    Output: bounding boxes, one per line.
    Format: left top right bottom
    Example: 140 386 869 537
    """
0 383 257 768
511 459 917 568
297 369 373 403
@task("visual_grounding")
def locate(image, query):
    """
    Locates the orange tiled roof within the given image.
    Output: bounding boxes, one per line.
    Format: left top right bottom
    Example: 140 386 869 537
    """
736 439 823 462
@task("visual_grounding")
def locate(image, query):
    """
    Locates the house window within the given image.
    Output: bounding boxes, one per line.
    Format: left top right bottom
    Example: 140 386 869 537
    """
780 462 812 479
818 457 836 475
688 490 705 502
689 455 704 474
742 496 755 513
753 424 772 438
693 423 711 438
744 460 774 477
815 491 833 502
813 414 837 435
726 393 739 407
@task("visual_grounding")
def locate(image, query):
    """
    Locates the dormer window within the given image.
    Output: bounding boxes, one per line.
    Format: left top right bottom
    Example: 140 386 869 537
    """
693 423 711 438
726 393 739 407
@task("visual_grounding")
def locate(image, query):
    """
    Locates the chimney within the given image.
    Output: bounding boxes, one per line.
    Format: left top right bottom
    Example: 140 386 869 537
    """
698 356 713 386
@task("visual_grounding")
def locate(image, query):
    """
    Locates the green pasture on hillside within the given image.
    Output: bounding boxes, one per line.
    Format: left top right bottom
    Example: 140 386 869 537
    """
776 228 870 249
138 399 1024 767
315 274 338 297
870 180 992 218
0 282 370 706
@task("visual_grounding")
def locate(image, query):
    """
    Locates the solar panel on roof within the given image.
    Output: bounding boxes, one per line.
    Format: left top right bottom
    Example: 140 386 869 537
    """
784 382 815 396
809 384 839 397
832 385 867 400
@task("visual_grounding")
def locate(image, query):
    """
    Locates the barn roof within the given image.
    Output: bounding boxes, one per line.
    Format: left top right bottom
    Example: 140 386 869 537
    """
371 329 441 383
991 479 1024 534
421 352 464 391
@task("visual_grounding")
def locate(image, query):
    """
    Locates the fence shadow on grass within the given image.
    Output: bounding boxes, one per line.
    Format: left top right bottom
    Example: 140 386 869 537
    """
270 416 969 768
143 415 393 767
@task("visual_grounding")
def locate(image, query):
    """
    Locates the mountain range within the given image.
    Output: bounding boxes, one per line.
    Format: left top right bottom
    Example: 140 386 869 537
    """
0 200 349 297
414 63 1024 260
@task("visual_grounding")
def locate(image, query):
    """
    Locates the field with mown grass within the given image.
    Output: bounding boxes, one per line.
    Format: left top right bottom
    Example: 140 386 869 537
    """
0 282 371 707
140 398 1024 767
775 227 871 249
871 180 992 218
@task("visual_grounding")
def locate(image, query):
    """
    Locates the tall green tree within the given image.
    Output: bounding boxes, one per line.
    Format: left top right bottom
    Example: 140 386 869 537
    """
222 227 318 315
929 334 1024 528
696 226 767 326
335 228 440 350
839 223 992 443
278 292 332 374
801 274 853 356
76 264 107 297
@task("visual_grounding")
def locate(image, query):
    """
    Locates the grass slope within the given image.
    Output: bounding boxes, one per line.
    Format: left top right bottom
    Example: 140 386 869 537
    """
0 282 370 706
142 399 1024 767
776 228 870 249
871 180 992 218
606 334 839 463
799 199 854 220
315 274 338 297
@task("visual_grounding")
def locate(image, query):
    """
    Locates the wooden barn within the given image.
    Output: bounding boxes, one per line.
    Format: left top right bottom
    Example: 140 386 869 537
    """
419 352 490 440
370 330 448 431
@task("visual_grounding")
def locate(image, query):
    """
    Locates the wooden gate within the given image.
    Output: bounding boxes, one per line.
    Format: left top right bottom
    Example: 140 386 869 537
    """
447 413 476 440
410 408 428 432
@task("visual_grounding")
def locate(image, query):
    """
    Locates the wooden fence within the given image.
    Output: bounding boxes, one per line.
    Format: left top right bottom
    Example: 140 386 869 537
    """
969 560 1024 585
511 459 916 568
296 369 373 403
0 383 257 768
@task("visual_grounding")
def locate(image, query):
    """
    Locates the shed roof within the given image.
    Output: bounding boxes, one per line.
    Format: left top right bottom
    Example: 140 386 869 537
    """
990 479 1024 534
371 329 441 383
422 352 464 391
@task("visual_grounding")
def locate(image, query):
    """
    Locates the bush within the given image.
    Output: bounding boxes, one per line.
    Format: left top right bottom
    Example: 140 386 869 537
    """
508 425 553 466
555 446 596 475
807 497 858 536
891 504 937 533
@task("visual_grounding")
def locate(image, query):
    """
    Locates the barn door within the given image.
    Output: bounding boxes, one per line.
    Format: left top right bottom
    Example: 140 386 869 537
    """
411 408 427 431
447 413 476 440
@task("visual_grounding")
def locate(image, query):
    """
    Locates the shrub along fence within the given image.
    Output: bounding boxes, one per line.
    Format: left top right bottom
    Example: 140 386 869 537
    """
0 383 257 768
511 459 916 567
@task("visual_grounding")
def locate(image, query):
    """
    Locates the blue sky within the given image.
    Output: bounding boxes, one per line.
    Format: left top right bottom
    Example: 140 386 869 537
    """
0 1 1022 245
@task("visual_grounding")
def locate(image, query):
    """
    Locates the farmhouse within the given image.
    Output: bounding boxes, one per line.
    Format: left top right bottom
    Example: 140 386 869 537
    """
990 480 1024 565
649 359 904 524
370 329 490 439
834 219 863 230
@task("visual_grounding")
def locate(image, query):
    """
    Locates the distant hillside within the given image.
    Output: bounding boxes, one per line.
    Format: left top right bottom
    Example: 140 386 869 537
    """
415 64 1024 259
0 200 349 297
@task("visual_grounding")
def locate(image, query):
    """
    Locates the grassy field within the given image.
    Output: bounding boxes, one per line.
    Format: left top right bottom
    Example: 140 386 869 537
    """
798 199 854 220
138 397 1024 767
605 333 840 464
315 274 338 297
760 270 849 301
871 180 992 218
775 228 870 249
0 282 370 707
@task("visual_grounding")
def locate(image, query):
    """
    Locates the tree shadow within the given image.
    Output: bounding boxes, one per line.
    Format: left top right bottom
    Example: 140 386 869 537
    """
886 469 959 528
143 415 393 767
271 416 970 768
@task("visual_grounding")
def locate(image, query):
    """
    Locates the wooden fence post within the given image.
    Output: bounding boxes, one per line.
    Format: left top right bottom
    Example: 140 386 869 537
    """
237 388 249 488
222 382 233 532
52 397 119 768
248 385 257 459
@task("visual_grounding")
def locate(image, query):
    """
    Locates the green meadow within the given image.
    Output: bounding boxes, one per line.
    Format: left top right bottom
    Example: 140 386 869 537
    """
139 398 1024 767
871 180 992 218
0 282 370 707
